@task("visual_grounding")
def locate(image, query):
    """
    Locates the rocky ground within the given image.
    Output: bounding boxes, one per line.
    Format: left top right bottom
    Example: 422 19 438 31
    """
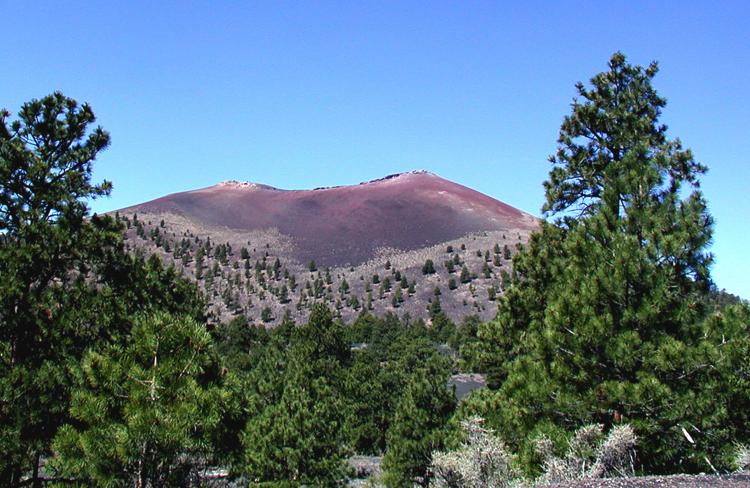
538 474 750 487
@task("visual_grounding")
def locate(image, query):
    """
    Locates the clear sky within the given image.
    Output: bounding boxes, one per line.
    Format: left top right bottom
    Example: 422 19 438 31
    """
2 1 748 298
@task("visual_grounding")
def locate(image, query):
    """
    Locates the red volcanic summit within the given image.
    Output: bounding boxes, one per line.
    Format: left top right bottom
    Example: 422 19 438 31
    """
119 171 537 267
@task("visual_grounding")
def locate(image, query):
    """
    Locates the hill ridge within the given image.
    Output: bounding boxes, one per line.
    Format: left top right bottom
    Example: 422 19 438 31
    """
115 171 537 325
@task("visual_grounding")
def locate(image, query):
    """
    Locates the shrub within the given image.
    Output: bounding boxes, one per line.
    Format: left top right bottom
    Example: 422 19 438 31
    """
431 420 636 488
735 444 750 472
431 417 519 488
535 424 636 484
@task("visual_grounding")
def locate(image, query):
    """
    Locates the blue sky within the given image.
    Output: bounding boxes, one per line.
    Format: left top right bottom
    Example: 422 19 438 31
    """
2 1 748 298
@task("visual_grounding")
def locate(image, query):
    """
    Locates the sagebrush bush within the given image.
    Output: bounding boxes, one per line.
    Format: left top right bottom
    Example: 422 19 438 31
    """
535 424 637 484
431 417 520 488
431 418 637 488
735 444 750 472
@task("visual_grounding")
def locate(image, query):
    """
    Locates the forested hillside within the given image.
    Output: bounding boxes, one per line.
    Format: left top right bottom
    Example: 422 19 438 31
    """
115 209 530 326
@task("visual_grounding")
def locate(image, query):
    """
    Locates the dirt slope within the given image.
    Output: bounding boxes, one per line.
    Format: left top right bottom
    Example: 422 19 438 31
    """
120 171 537 267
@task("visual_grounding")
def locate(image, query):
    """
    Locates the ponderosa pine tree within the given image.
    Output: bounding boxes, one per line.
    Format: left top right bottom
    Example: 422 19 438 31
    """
467 53 740 474
240 305 351 485
0 93 118 484
51 312 223 486
0 93 206 485
382 355 456 487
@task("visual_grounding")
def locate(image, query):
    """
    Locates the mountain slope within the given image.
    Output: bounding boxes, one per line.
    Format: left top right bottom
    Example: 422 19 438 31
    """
120 171 537 267
115 171 538 325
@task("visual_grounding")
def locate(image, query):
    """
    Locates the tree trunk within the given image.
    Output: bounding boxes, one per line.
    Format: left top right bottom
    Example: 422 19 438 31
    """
31 452 41 488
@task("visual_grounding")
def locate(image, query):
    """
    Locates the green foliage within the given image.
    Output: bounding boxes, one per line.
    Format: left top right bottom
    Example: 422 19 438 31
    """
460 265 471 284
343 313 459 457
52 312 223 486
430 295 443 316
0 93 206 484
339 278 350 295
392 287 403 307
400 275 409 289
260 306 273 323
382 355 457 487
215 315 270 371
468 52 744 475
422 259 436 275
502 244 511 260
429 312 457 345
279 284 290 303
344 352 393 454
240 305 351 485
0 93 115 483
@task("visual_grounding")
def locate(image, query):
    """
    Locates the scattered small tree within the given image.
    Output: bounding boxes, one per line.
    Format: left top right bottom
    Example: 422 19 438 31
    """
460 265 471 284
260 306 273 323
487 286 496 301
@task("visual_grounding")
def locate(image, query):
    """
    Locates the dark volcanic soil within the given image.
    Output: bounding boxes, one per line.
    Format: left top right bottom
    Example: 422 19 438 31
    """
120 171 537 267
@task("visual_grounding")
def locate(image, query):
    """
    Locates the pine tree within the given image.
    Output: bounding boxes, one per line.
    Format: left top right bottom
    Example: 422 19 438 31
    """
487 285 497 301
344 352 389 454
339 278 350 295
241 305 351 485
52 312 222 486
383 276 392 292
470 53 734 474
260 306 273 323
0 93 158 483
394 287 403 305
382 356 456 487
279 284 290 304
460 265 471 283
